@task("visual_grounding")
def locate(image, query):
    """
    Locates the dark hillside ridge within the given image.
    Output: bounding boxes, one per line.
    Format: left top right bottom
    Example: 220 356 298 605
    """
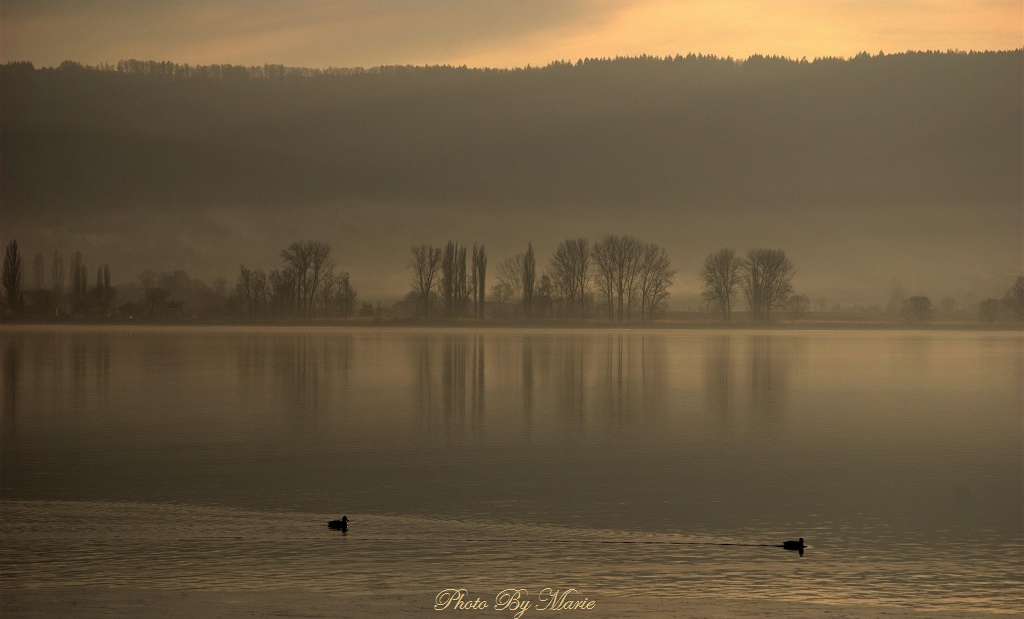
2 51 1020 214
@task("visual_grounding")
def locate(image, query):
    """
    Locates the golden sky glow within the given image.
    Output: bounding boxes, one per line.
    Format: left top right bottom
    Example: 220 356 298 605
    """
2 0 1021 68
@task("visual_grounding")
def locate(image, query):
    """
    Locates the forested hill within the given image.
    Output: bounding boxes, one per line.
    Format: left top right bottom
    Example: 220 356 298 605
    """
1 51 1021 303
3 51 1020 213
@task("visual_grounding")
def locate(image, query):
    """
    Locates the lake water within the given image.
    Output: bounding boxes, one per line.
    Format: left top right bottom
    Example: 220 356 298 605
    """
1 326 1021 614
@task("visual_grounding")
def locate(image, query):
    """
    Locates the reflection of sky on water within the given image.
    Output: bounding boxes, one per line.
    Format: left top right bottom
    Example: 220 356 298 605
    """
6 326 1014 443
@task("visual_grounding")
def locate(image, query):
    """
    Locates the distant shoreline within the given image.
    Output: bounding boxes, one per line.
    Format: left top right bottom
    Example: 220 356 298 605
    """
1 316 1019 332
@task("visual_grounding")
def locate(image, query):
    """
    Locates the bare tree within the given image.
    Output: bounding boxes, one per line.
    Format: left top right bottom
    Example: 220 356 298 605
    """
50 251 65 313
741 248 795 322
253 266 270 317
1003 275 1023 321
2 240 23 313
441 241 456 317
237 265 256 319
269 268 297 318
409 244 442 319
699 248 741 320
549 238 591 319
441 241 468 318
591 241 616 320
281 240 334 318
523 242 536 318
319 272 336 313
472 243 487 319
636 242 674 321
335 272 358 318
95 264 113 313
306 242 333 316
495 253 525 305
535 273 554 317
591 235 643 322
69 251 87 312
280 245 309 313
78 261 88 309
457 245 467 317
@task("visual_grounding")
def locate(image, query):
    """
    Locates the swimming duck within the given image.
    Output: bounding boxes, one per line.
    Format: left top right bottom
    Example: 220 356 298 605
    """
327 516 348 532
782 537 805 550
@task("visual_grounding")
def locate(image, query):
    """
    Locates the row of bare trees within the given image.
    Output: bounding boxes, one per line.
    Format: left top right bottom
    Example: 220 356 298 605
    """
551 236 673 321
548 238 590 318
3 238 349 321
700 248 1024 324
409 241 489 319
2 241 21 312
590 236 674 322
409 235 674 322
236 240 357 320
699 248 796 322
1 240 115 316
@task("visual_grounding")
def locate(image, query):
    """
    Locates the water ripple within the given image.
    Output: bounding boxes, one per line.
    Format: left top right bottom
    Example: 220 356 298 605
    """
2 500 1021 614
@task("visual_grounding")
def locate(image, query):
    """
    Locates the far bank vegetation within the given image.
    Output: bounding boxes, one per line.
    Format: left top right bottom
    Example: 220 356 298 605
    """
2 237 1022 327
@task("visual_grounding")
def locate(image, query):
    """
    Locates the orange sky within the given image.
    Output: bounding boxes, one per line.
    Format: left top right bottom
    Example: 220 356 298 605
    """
2 0 1021 68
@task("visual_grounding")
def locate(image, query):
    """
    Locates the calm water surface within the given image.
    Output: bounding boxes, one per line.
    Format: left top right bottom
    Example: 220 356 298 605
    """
2 326 1021 613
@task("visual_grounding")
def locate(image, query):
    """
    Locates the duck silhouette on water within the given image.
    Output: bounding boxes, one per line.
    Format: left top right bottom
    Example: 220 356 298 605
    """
327 516 348 532
780 537 806 556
